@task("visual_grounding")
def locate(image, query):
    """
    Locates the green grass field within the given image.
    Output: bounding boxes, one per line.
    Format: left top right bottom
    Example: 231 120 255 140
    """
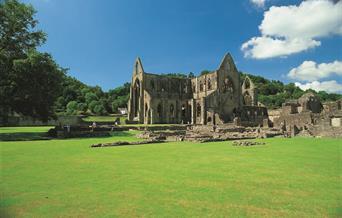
0 127 341 217
82 115 126 123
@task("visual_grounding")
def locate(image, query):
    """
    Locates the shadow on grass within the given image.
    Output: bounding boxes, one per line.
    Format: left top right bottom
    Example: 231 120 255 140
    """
0 130 139 141
0 132 51 141
109 131 137 137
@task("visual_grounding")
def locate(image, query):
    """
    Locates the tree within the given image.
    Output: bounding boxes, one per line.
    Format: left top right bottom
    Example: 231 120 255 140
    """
200 70 211 76
85 92 98 105
11 51 64 121
77 103 87 113
111 95 129 113
0 0 46 58
88 100 99 113
66 101 78 115
93 104 107 115
188 72 195 78
0 0 63 122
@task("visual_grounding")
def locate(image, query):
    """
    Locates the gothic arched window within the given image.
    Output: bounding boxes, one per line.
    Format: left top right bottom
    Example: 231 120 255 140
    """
170 104 174 117
196 103 201 117
157 103 162 118
150 80 155 90
208 78 212 90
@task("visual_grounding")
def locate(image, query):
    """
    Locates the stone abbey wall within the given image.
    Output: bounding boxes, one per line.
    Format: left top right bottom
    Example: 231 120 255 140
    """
127 53 266 125
272 94 342 137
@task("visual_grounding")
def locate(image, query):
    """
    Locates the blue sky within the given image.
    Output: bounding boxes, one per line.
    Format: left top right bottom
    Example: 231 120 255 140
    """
23 0 342 92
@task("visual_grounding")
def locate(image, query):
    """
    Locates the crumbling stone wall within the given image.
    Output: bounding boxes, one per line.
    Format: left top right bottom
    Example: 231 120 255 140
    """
127 53 266 126
273 112 313 129
298 92 323 113
271 94 342 138
241 76 257 106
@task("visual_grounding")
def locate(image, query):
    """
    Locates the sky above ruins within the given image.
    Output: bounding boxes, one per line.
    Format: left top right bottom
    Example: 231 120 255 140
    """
23 0 342 93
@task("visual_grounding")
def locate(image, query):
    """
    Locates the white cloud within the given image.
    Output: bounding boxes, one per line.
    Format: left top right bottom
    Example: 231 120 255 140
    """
242 0 342 59
295 80 342 93
241 36 320 59
288 60 342 81
250 0 266 8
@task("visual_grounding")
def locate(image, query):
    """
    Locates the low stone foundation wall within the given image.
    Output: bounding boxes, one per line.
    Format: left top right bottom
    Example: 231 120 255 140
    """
91 140 165 148
138 125 283 143
52 124 188 138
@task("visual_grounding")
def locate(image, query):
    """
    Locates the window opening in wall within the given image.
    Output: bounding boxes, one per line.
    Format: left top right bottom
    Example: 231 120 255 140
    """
170 104 174 117
245 78 250 89
181 104 186 118
133 79 140 117
151 80 155 90
196 103 201 117
157 103 162 118
135 62 138 74
183 82 187 93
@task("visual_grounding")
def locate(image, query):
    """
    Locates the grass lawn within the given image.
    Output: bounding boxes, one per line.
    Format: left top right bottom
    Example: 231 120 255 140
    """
82 116 126 123
0 127 341 217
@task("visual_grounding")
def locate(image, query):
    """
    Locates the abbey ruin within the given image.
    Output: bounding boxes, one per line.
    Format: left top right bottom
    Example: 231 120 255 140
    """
128 53 267 126
125 53 342 140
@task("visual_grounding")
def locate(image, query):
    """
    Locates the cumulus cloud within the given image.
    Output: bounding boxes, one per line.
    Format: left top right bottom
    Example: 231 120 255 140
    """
241 37 320 59
242 0 342 59
250 0 266 8
295 80 342 93
288 60 342 81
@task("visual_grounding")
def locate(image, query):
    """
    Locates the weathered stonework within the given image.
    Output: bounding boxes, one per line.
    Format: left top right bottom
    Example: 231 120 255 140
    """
128 53 267 125
273 93 342 138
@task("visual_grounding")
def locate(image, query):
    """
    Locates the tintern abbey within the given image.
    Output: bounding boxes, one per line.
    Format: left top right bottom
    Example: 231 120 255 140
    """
128 53 267 125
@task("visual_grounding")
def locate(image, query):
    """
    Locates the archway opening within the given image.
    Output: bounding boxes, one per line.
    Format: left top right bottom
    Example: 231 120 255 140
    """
133 79 140 117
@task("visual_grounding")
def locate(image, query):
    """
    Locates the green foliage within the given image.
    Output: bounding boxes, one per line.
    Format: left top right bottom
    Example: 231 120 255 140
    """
111 95 129 113
77 102 87 112
85 92 98 104
107 83 130 113
88 100 99 113
93 104 107 115
11 50 64 121
0 0 46 58
0 0 63 122
188 72 195 78
200 70 211 76
240 72 341 108
54 78 130 115
66 101 78 115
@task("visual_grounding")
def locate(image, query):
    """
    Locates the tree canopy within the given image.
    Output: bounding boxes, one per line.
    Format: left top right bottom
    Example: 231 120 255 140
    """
240 72 342 108
0 0 64 122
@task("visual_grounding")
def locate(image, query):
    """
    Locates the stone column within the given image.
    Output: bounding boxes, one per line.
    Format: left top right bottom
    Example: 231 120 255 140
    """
201 97 206 125
150 108 154 124
128 87 133 120
138 84 143 123
191 99 195 124
175 100 179 123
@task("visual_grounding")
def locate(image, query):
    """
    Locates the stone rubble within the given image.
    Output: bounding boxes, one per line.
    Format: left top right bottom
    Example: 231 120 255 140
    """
91 139 164 148
232 141 265 146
